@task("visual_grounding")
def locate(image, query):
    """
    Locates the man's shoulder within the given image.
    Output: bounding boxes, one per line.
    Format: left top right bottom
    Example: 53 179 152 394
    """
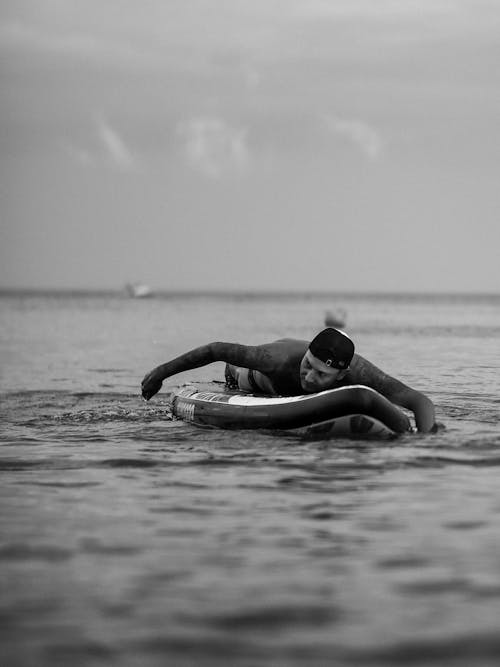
349 353 387 384
273 337 309 349
350 353 378 370
349 354 411 397
271 338 308 360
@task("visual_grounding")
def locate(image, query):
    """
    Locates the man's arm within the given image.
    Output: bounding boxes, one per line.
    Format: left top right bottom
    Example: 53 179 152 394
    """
350 355 436 433
141 341 280 400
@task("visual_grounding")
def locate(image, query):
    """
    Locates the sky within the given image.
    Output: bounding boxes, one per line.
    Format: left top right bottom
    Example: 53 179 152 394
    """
1 0 499 293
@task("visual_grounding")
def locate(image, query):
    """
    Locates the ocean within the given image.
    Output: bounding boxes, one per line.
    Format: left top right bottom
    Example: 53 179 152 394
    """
1 290 500 667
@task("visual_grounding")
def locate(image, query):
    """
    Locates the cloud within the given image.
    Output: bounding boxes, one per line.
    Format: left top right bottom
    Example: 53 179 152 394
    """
293 0 461 21
0 17 158 69
177 117 249 178
323 115 383 160
63 144 94 167
96 119 136 171
0 19 101 57
64 117 137 172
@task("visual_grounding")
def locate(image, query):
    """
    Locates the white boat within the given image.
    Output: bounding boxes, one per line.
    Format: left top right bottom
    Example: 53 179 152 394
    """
125 283 153 298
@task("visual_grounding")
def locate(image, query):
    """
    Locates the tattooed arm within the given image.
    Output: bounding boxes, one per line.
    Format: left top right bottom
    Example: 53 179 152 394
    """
349 354 436 433
141 341 282 400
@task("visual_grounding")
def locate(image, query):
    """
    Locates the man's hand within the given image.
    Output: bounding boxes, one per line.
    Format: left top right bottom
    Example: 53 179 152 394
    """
430 421 446 434
141 368 164 400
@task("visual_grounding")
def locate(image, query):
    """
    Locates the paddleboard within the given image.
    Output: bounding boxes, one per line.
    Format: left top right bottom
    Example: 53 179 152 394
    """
170 384 411 439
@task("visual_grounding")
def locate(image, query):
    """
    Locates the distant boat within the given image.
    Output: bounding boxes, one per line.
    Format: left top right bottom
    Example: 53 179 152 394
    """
324 308 347 328
125 283 153 298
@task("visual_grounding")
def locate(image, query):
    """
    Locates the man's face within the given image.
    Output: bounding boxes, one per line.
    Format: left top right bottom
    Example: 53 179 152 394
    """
299 350 346 393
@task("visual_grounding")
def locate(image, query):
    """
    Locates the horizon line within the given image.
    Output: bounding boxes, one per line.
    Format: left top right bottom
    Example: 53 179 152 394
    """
1 286 499 299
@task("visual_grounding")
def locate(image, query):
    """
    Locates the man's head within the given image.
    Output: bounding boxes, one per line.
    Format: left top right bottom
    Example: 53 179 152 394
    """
299 328 355 393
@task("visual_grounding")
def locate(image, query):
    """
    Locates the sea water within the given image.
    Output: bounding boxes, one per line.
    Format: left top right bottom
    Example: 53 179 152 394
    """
1 290 500 667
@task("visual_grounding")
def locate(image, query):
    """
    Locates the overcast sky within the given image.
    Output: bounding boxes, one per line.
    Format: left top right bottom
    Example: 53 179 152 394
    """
1 0 499 293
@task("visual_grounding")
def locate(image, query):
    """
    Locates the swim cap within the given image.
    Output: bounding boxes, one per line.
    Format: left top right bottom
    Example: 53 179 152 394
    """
308 328 354 370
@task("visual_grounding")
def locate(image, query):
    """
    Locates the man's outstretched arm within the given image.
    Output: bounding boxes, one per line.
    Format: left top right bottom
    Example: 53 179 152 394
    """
141 341 278 400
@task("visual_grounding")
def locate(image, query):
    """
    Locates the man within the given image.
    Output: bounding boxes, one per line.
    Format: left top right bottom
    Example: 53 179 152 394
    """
141 328 436 432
